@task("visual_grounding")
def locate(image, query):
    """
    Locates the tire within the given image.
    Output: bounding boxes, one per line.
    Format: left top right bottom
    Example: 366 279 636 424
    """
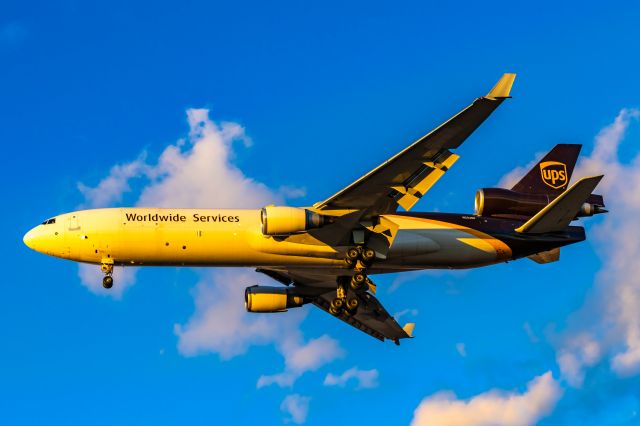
346 297 359 310
102 276 113 289
362 248 375 262
330 298 344 310
346 247 360 260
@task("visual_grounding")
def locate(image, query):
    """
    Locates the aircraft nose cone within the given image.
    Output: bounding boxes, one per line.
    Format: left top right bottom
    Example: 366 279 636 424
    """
23 228 36 249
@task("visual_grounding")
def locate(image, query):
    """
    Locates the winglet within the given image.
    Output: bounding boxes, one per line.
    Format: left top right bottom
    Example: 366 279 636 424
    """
486 73 516 100
403 323 415 338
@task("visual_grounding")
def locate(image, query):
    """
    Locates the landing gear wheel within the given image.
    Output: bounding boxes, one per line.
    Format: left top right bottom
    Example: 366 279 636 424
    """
346 247 360 261
362 248 375 263
345 257 356 267
346 297 359 311
350 272 366 291
330 298 344 310
102 275 113 289
329 298 344 315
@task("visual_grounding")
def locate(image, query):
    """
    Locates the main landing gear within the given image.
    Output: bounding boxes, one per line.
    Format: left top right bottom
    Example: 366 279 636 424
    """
329 246 375 316
101 262 114 289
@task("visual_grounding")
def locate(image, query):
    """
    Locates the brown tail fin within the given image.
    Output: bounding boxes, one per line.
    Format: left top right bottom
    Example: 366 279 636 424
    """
511 144 582 195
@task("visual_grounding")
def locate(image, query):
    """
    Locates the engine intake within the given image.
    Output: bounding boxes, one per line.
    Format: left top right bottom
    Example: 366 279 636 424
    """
261 206 328 236
245 286 307 313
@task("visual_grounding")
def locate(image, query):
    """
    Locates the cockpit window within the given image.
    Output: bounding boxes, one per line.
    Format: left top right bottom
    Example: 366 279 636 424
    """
41 218 56 225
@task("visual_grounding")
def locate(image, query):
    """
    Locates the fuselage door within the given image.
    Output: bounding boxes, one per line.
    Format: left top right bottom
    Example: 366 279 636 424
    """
67 215 80 232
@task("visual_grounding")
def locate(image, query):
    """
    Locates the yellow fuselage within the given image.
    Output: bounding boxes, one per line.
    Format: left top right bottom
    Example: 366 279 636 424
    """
23 208 512 271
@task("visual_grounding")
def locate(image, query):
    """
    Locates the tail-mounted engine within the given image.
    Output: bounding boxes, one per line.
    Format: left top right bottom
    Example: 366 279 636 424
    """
245 286 308 312
261 206 329 236
475 188 606 219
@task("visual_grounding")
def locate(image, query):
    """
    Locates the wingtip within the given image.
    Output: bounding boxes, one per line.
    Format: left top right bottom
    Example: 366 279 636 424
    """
403 322 415 338
486 73 516 100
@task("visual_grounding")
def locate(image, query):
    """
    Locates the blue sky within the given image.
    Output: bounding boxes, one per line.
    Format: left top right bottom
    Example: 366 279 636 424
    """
3 1 640 424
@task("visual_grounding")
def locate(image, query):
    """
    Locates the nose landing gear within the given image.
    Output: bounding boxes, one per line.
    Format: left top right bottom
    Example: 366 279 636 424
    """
101 261 114 289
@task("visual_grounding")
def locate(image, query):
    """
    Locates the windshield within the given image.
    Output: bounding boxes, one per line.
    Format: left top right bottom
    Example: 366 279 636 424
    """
41 218 56 225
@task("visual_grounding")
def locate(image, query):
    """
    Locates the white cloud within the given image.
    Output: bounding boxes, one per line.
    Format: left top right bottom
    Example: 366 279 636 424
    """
78 109 342 399
556 332 601 387
497 109 640 385
280 394 311 424
411 372 562 426
455 342 467 357
175 269 343 383
257 334 344 388
135 109 277 208
553 108 640 382
394 308 419 322
76 108 282 297
174 269 290 360
323 366 379 390
496 153 544 190
78 156 148 208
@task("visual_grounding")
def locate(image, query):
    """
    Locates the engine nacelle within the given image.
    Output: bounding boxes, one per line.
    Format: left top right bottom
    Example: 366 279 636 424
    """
244 286 307 313
475 188 607 219
261 206 327 236
475 188 551 218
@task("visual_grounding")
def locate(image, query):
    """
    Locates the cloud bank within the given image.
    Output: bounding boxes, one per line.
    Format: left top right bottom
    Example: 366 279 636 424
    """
411 372 562 426
556 108 640 382
495 109 640 388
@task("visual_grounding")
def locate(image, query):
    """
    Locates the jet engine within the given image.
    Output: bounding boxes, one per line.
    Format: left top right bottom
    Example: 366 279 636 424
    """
260 206 328 236
244 286 308 313
475 188 606 219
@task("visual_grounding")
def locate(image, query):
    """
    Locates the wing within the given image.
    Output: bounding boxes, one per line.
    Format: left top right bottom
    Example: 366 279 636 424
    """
314 73 516 215
256 268 415 344
314 289 414 344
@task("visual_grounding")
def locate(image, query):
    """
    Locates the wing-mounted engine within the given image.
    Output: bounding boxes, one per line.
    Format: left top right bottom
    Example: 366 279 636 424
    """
245 286 310 312
475 187 606 220
261 206 332 236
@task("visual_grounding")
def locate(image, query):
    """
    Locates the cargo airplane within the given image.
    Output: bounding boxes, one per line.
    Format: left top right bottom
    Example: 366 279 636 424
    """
23 74 607 344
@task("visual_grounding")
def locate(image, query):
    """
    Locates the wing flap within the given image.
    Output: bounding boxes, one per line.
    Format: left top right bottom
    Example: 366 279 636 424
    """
392 152 460 211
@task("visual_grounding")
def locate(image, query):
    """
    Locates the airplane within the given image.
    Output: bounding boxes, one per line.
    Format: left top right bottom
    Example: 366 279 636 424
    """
23 73 607 344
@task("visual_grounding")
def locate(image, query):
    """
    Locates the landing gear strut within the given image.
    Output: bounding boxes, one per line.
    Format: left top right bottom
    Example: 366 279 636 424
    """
332 245 377 316
101 262 114 289
330 270 370 316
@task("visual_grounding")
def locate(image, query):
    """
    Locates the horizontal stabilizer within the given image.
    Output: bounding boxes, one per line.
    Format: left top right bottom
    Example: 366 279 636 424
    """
516 175 604 234
528 248 560 264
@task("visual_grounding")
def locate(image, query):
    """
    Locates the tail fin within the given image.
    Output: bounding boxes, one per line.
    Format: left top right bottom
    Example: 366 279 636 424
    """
511 144 582 195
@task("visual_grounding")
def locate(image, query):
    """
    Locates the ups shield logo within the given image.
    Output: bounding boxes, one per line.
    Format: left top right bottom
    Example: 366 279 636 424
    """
540 161 568 189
